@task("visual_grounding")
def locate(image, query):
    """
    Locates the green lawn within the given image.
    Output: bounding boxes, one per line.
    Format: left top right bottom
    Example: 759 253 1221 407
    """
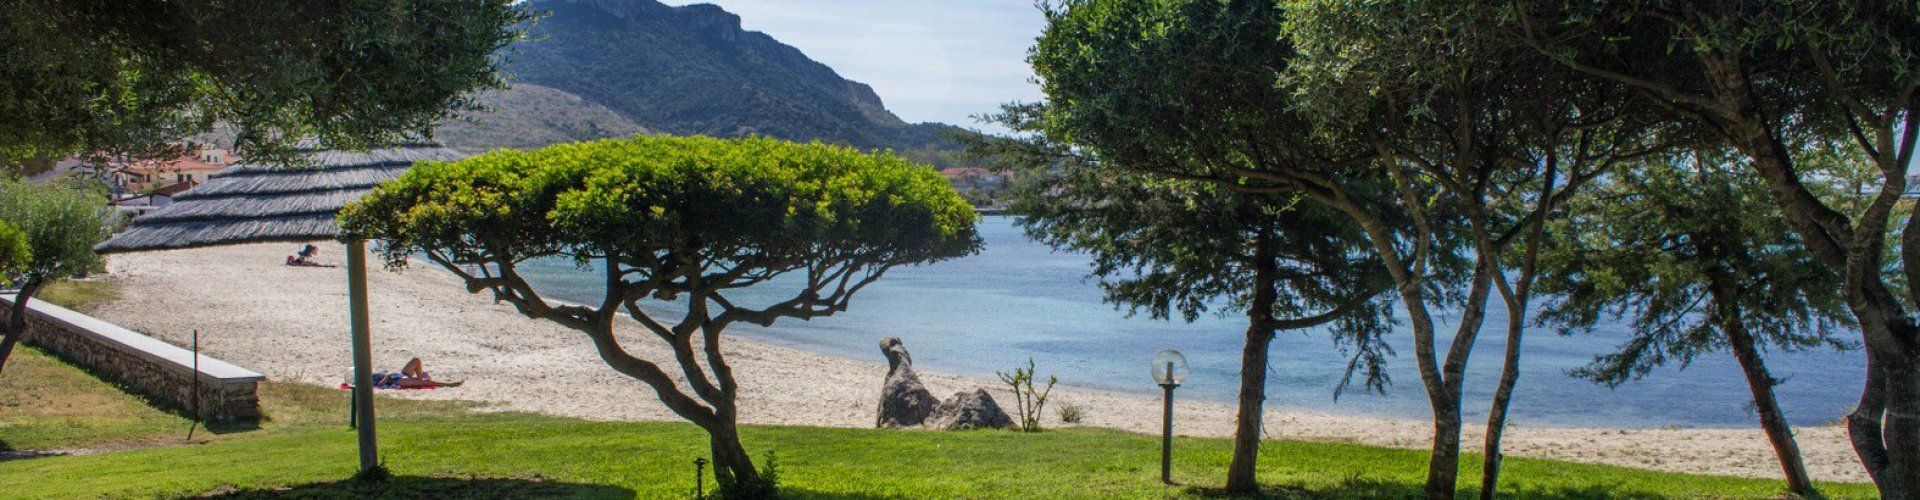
34 278 121 314
0 339 1879 498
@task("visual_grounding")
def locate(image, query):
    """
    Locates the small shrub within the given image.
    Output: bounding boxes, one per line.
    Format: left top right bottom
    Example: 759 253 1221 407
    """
1058 403 1087 424
997 358 1057 432
714 450 779 499
350 464 392 485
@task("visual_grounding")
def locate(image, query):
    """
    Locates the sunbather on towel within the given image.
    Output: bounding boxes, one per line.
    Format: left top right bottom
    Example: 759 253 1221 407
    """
357 357 463 389
396 357 462 388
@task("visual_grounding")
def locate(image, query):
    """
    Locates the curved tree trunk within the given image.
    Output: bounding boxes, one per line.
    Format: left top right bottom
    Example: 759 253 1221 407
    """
1428 258 1496 500
707 414 763 498
1226 228 1279 494
1883 358 1920 500
1722 320 1817 498
1478 297 1524 500
0 278 45 375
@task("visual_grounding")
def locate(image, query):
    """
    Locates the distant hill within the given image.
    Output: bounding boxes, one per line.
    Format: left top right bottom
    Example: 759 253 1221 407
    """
500 0 971 161
435 83 650 153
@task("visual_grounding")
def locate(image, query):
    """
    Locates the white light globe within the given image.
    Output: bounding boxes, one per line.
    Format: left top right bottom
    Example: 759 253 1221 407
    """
1151 349 1188 385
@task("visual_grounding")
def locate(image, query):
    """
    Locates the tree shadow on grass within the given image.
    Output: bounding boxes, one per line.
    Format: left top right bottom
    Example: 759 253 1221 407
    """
1187 477 1654 499
0 440 67 462
774 488 920 500
197 475 634 499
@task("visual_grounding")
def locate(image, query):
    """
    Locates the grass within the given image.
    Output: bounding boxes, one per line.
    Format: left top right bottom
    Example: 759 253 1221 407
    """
0 344 1881 498
34 278 120 314
0 347 477 453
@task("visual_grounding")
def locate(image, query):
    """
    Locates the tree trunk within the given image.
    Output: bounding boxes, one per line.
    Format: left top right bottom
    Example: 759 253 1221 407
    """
1226 228 1279 494
1725 120 1918 498
1883 358 1920 500
707 414 762 498
1429 258 1496 500
1723 321 1817 497
1478 296 1524 499
1225 328 1274 494
0 278 45 375
1427 400 1463 500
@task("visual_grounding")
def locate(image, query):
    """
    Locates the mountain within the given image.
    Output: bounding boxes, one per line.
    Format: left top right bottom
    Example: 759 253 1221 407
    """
498 0 969 158
435 83 650 152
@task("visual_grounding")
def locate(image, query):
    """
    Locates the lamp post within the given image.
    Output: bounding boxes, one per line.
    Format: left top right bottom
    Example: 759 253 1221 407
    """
1151 349 1187 485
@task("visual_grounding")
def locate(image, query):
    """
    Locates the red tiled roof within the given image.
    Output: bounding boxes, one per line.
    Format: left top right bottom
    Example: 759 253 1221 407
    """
117 156 224 174
940 167 988 176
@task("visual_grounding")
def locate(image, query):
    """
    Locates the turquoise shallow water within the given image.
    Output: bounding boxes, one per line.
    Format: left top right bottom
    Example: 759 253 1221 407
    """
515 216 1866 428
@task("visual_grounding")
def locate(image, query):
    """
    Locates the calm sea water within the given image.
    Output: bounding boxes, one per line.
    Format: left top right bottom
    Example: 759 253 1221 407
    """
516 216 1866 428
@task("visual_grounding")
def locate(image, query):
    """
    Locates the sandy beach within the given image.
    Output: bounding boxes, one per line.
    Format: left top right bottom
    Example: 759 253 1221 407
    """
84 242 1868 483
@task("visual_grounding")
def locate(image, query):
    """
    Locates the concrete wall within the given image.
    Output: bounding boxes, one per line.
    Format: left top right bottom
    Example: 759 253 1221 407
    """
1 294 263 422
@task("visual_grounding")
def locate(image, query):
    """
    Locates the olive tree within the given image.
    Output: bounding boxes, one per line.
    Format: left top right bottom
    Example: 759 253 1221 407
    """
339 135 980 496
1032 1 1664 496
1280 2 1674 496
1506 3 1920 493
1535 151 1854 497
967 103 1394 493
0 0 529 165
0 176 113 374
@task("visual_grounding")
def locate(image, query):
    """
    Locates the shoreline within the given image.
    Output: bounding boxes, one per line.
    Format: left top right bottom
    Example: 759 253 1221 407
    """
85 242 1870 483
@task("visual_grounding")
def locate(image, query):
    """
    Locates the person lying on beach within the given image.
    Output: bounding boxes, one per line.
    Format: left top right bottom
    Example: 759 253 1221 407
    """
394 357 463 389
284 254 336 268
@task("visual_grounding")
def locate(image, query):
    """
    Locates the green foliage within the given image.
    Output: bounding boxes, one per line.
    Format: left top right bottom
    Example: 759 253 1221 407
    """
0 220 27 287
0 0 530 163
997 358 1058 432
715 450 780 499
1536 154 1855 385
968 102 1398 395
0 177 112 287
341 135 979 272
342 134 979 487
1057 402 1088 424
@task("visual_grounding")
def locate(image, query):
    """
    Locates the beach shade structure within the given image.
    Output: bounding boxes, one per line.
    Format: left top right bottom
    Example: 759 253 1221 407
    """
96 144 465 473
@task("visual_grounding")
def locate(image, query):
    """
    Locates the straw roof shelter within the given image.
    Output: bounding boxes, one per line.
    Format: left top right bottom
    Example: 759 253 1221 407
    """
97 146 463 253
94 143 464 473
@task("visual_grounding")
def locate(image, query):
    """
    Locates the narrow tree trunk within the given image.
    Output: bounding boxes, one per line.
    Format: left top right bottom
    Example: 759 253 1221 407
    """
1723 321 1817 497
1431 258 1496 500
0 278 45 375
1226 228 1279 494
1225 329 1274 493
1478 301 1524 500
1427 400 1463 500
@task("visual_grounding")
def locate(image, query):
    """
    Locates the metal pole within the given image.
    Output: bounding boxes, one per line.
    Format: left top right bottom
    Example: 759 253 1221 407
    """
1161 361 1176 485
347 239 379 472
695 457 708 498
187 329 199 441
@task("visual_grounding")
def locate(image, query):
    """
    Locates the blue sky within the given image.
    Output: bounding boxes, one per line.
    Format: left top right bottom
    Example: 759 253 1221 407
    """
669 1 1047 133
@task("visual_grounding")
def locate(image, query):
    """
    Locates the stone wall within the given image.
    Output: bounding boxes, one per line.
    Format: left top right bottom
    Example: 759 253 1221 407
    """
2 295 263 422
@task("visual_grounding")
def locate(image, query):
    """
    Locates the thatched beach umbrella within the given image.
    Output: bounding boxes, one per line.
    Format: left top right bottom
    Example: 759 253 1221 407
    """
97 144 464 473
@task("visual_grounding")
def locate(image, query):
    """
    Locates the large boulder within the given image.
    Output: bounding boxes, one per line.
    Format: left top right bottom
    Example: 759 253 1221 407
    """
875 337 940 428
927 388 1014 430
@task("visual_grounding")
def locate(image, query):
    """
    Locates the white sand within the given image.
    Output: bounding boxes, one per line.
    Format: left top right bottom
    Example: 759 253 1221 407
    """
86 242 1868 483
